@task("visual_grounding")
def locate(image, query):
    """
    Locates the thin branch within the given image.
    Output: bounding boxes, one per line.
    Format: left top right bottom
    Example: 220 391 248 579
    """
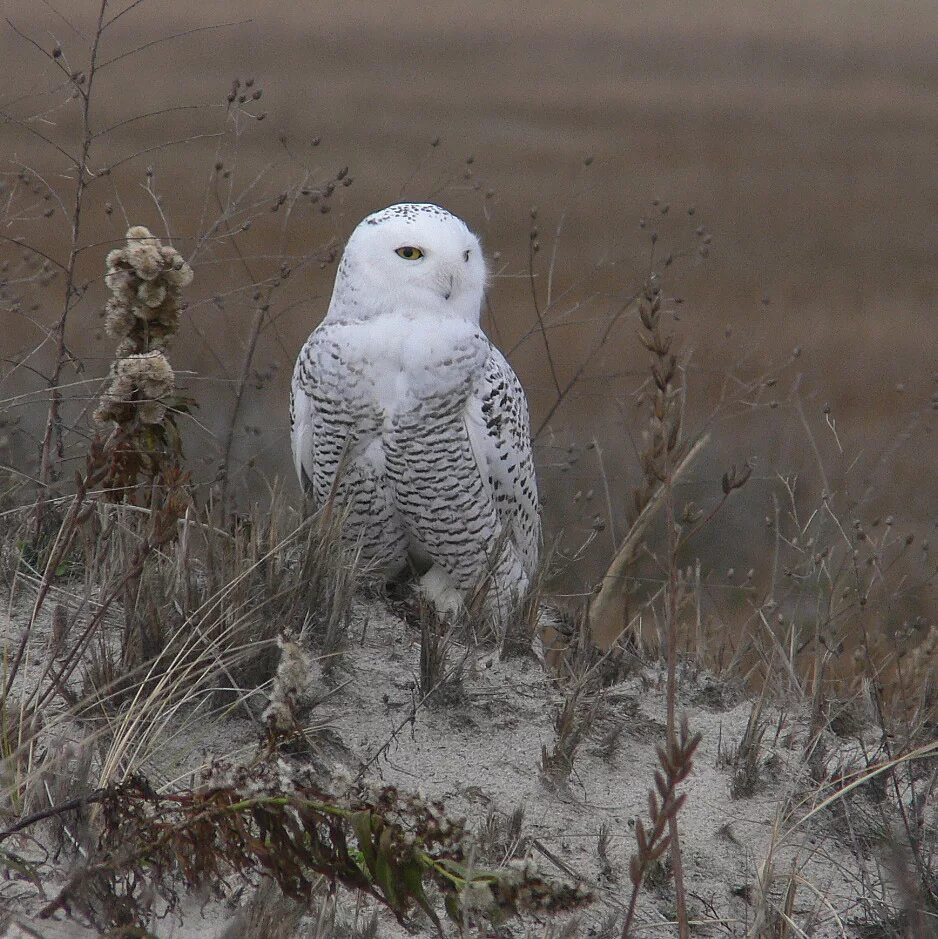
0 111 81 168
33 0 108 531
0 234 68 273
102 132 224 173
0 790 106 844
38 0 89 41
97 20 252 70
102 0 147 31
533 292 638 440
528 239 562 399
4 18 83 96
92 103 213 140
8 159 71 221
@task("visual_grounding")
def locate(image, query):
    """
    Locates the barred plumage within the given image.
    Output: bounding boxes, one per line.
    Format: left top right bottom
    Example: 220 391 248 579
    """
290 203 540 617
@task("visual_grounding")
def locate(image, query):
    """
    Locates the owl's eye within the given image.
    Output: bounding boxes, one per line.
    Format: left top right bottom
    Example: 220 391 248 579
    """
463 249 471 262
395 246 424 260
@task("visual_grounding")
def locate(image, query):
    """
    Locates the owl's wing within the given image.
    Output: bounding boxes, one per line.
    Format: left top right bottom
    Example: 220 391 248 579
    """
290 341 318 499
465 344 541 577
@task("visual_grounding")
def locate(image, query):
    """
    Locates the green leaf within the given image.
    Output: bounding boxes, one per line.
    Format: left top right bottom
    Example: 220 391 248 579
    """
0 847 41 886
351 811 377 879
443 891 462 924
374 825 400 911
400 856 441 933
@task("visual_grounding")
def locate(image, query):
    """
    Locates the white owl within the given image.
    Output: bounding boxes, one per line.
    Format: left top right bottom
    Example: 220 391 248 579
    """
290 203 540 619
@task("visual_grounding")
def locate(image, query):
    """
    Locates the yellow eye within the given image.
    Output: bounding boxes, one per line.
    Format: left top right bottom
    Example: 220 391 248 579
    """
395 246 424 260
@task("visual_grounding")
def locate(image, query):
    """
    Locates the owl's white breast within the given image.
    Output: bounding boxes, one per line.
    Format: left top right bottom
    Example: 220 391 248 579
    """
326 312 486 416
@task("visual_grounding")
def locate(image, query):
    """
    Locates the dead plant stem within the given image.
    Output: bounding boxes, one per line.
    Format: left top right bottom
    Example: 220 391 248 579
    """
664 458 690 939
34 0 109 536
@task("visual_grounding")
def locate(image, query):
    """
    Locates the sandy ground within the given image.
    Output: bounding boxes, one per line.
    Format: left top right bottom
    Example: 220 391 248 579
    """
1 594 899 937
2 1 938 591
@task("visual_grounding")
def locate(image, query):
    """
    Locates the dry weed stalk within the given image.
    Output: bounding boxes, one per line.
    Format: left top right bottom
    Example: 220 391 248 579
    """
418 606 465 703
35 751 590 933
587 269 715 651
93 224 193 501
262 634 320 733
28 0 109 527
621 716 700 937
723 694 772 800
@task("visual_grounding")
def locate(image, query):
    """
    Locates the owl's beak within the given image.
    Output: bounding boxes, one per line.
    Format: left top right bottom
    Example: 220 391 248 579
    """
442 270 457 301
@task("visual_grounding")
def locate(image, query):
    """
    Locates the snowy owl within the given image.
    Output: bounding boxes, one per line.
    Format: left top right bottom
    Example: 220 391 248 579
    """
290 203 540 618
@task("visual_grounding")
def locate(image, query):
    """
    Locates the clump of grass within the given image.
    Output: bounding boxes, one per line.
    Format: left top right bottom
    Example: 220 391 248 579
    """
477 804 527 865
716 697 772 800
540 677 602 784
417 603 466 705
596 822 616 882
502 547 556 659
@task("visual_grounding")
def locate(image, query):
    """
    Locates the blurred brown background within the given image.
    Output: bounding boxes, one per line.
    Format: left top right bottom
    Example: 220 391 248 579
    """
2 0 937 592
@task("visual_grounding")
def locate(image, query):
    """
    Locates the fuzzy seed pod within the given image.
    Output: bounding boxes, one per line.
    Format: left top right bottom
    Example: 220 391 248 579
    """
95 351 175 425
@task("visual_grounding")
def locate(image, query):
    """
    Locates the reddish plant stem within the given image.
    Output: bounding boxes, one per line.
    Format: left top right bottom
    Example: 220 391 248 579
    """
664 441 690 939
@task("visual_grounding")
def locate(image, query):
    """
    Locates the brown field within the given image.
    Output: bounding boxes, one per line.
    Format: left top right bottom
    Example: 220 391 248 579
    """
2 0 938 587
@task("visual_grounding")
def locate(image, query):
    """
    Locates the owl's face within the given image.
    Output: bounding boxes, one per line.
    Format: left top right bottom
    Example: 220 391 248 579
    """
333 204 487 323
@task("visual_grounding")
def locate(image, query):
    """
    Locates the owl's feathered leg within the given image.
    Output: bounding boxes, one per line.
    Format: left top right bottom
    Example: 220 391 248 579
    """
418 547 529 625
417 566 465 619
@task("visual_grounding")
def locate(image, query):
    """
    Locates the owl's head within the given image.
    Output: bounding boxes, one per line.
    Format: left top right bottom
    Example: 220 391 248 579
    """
330 203 487 323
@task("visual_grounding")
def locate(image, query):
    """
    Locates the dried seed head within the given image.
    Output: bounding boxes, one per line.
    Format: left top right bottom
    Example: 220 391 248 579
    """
104 297 135 338
137 281 167 309
102 226 193 360
262 635 321 732
123 226 163 280
96 351 175 425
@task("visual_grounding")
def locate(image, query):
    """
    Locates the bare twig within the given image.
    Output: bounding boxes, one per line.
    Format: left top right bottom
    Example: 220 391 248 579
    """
34 0 109 534
0 789 106 844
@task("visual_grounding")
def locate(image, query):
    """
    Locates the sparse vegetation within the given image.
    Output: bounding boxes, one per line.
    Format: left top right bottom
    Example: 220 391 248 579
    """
1 3 936 938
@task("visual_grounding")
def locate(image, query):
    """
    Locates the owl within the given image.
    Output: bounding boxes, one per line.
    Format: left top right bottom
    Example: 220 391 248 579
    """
290 203 539 619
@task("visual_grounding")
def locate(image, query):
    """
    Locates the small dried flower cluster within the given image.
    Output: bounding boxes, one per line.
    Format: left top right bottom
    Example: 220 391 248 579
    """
95 350 175 425
262 634 321 731
342 778 589 921
104 225 192 358
347 778 469 854
95 226 192 429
